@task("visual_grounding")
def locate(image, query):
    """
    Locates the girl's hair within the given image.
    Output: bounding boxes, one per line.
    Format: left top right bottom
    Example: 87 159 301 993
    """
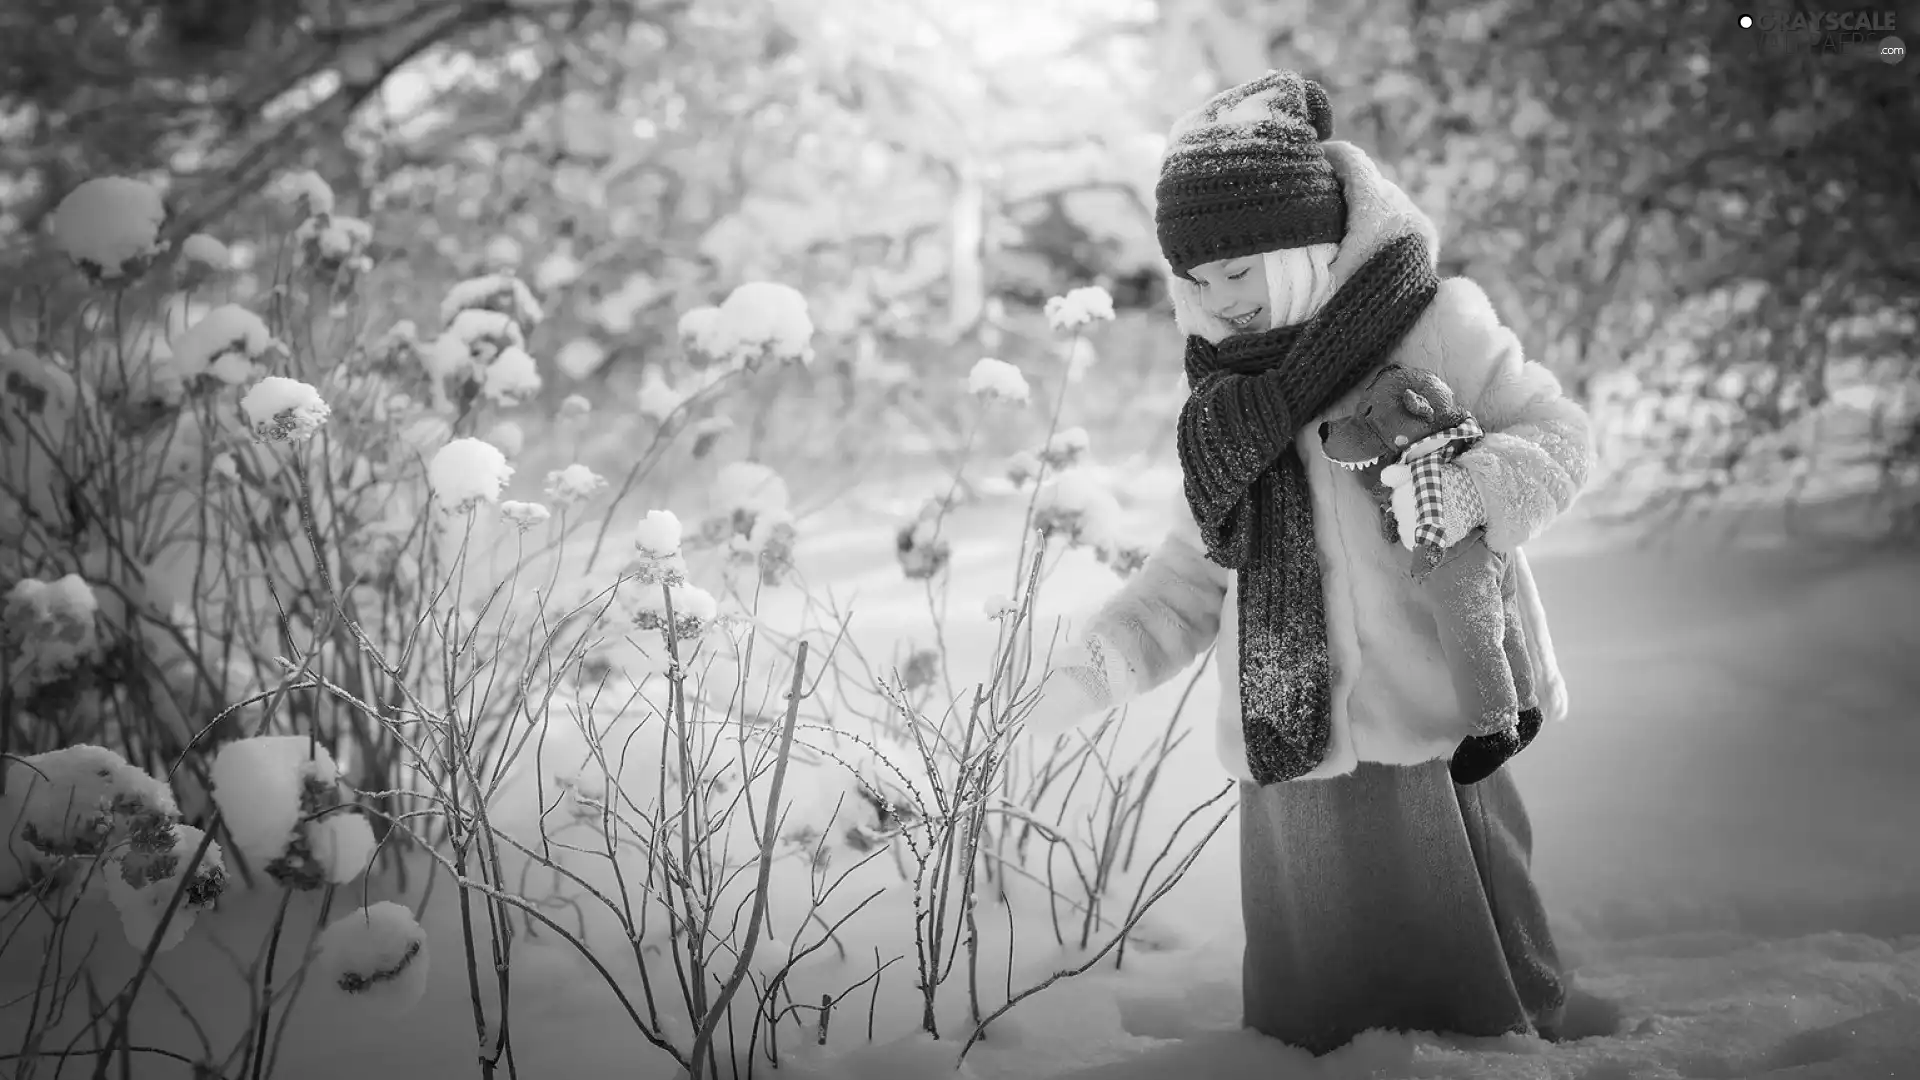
1167 243 1340 344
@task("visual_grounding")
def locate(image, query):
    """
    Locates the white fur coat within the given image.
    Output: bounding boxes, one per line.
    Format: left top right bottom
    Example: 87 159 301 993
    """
1071 140 1593 783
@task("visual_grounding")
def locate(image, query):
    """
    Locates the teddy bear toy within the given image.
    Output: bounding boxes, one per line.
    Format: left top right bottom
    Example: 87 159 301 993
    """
1317 364 1543 785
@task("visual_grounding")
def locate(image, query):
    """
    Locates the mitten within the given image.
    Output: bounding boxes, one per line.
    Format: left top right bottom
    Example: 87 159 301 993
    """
1021 634 1123 738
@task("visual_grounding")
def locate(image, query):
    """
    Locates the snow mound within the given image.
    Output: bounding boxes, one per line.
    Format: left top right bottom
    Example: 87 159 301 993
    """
208 737 340 877
637 367 687 421
686 282 815 368
969 357 1031 406
313 902 430 1014
52 177 167 280
180 233 232 271
481 345 542 405
240 376 330 442
430 438 513 510
544 463 606 505
1035 471 1123 551
1045 286 1116 332
440 273 545 328
500 500 551 530
483 419 525 457
4 573 103 684
273 170 335 217
172 304 278 385
633 509 683 558
0 744 178 894
104 824 227 953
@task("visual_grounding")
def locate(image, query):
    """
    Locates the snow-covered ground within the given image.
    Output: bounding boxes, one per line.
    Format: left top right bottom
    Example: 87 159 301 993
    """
6 492 1919 1080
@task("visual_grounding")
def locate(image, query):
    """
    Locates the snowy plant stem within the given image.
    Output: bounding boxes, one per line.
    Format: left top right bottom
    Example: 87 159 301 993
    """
1008 330 1082 603
690 640 809 1079
957 783 1235 1066
247 889 295 1080
90 818 225 1080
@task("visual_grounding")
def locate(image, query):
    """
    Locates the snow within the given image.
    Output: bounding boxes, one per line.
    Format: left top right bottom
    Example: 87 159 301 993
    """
685 283 815 367
968 357 1031 405
0 743 178 894
1034 470 1124 549
208 737 340 871
484 419 525 457
3 573 103 685
428 438 513 509
307 810 377 884
7 513 1920 1079
446 306 524 352
313 902 431 1014
556 337 609 378
422 331 474 381
544 463 607 504
676 305 721 349
240 376 331 442
636 366 687 421
500 500 552 530
633 580 717 641
633 509 683 557
713 460 791 519
295 213 373 262
273 169 335 217
51 176 167 279
535 249 584 292
480 344 543 404
179 233 232 270
103 824 227 952
484 235 524 268
0 348 78 417
170 303 277 383
1042 426 1092 470
440 272 545 328
1045 285 1116 333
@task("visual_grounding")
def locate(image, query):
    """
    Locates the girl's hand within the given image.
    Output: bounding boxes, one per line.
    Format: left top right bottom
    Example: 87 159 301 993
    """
1019 635 1121 738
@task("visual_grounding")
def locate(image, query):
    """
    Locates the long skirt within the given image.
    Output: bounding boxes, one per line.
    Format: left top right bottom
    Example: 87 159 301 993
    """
1238 759 1566 1054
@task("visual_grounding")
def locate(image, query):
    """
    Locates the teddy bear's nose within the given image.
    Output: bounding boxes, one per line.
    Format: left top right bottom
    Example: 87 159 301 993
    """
1316 421 1330 441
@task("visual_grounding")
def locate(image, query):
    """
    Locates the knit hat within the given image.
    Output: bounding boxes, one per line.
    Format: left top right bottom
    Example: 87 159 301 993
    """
1155 70 1347 280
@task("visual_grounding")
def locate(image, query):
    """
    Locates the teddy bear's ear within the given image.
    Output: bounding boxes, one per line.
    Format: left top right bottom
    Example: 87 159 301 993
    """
1402 389 1435 420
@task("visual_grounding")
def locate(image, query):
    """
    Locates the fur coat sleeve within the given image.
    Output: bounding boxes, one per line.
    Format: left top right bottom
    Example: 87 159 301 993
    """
1074 505 1231 706
1423 278 1594 552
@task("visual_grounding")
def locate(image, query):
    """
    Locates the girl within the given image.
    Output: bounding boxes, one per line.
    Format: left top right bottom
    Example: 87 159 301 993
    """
1024 70 1593 1055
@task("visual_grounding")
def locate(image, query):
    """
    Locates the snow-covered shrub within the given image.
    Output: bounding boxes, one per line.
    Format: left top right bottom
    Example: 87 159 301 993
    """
3 574 103 691
690 461 798 586
209 737 373 888
430 437 513 510
1 745 227 952
680 282 815 370
1044 285 1116 332
544 463 607 505
313 902 430 1013
240 377 331 442
968 357 1031 406
51 177 168 283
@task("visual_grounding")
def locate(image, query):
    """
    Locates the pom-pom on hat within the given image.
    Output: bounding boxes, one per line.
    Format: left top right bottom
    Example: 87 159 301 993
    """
1154 70 1347 280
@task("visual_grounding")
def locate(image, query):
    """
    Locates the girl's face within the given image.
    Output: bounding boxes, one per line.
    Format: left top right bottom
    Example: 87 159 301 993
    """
1188 255 1269 334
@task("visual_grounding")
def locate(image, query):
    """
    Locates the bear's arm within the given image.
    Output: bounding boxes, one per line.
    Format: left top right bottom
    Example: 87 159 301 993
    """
1071 503 1231 705
1424 279 1594 553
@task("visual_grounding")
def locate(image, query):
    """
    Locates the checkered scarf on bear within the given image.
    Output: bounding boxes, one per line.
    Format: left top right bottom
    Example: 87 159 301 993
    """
1400 419 1485 549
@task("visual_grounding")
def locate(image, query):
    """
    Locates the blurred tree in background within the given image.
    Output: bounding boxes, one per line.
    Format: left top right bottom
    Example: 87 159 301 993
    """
4 0 1916 526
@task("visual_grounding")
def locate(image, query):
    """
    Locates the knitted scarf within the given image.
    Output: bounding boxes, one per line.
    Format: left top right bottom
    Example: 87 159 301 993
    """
1175 232 1440 785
